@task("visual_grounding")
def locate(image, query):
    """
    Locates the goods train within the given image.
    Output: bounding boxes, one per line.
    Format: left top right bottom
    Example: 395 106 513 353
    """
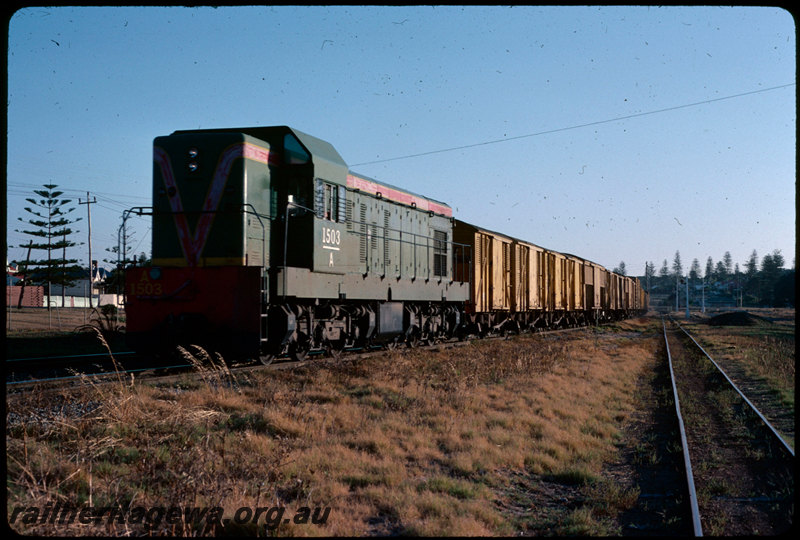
125 126 647 363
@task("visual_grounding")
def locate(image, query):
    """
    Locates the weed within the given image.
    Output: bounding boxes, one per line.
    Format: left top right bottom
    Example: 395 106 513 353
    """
548 466 599 486
585 479 640 516
418 476 481 500
559 506 620 536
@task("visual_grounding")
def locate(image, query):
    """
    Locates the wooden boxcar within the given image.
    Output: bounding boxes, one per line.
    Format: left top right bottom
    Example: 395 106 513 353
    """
453 220 646 333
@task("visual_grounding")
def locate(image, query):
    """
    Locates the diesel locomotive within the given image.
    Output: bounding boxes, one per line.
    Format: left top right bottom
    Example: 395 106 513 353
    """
125 126 647 363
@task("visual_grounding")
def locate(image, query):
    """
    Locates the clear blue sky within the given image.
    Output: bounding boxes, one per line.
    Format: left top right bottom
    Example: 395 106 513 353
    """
6 6 796 276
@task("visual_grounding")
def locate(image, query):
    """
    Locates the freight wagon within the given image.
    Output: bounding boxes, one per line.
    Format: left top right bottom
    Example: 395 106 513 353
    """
453 220 647 335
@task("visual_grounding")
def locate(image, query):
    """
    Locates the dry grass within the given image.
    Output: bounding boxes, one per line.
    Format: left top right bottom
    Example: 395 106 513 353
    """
7 320 661 536
6 307 126 335
681 309 795 407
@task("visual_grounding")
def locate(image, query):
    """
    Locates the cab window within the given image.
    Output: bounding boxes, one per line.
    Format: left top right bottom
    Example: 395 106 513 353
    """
315 179 346 222
284 134 310 165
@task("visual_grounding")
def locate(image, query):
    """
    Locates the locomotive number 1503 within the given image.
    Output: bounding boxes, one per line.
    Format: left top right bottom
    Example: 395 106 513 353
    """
321 226 341 247
129 281 163 296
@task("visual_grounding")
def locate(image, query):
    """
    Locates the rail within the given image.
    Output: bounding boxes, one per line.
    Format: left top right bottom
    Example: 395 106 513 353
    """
671 317 795 458
662 317 704 537
662 314 795 535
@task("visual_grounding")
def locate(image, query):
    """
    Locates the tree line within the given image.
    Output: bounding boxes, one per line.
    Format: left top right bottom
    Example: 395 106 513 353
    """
636 249 794 308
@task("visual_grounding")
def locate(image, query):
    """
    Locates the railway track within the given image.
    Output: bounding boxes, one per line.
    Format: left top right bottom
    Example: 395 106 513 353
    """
5 351 185 391
662 316 793 536
6 325 589 391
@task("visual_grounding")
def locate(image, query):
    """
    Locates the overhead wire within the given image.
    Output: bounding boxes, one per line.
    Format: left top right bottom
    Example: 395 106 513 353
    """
351 83 796 166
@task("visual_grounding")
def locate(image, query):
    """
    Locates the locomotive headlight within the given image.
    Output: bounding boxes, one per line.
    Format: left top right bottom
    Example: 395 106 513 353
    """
187 148 199 172
149 267 162 280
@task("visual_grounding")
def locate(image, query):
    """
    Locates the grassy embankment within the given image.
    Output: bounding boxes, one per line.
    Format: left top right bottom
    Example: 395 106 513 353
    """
8 318 663 536
7 306 127 358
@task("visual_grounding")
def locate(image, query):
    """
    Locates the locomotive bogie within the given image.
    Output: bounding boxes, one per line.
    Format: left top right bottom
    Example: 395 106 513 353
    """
261 298 463 360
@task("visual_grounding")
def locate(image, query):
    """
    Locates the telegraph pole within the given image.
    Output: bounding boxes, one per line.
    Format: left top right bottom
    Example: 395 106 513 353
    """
701 279 706 313
79 192 97 307
685 278 690 319
16 240 33 309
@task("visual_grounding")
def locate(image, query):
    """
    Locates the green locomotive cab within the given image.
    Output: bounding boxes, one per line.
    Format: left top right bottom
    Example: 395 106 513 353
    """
151 130 274 268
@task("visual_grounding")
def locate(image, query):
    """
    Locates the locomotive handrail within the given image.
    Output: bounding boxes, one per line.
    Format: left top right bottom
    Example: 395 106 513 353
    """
124 206 154 216
119 206 153 262
119 206 154 306
150 205 269 267
169 201 473 284
345 217 471 283
157 204 472 284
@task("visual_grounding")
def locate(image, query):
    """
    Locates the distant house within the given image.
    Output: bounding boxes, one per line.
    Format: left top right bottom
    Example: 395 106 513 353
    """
5 263 121 308
49 266 121 307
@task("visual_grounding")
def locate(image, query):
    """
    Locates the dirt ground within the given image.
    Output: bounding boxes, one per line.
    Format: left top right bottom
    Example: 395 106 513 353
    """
685 307 794 324
4 307 126 334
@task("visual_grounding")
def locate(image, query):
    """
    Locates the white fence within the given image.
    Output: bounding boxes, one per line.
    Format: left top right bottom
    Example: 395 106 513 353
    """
44 294 124 309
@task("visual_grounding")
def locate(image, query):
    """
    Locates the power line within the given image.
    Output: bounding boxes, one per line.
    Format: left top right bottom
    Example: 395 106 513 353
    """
8 182 150 204
7 185 150 220
351 83 796 167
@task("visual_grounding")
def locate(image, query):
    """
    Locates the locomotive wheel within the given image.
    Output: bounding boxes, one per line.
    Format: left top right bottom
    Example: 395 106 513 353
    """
259 353 276 366
385 336 402 350
290 333 311 362
290 346 307 362
325 339 345 359
290 343 309 362
403 323 423 348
